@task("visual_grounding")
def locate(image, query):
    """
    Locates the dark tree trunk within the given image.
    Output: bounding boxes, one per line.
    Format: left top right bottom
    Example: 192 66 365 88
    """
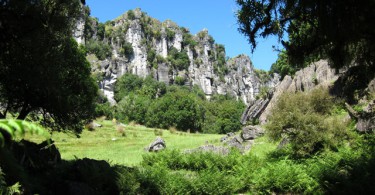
17 106 30 120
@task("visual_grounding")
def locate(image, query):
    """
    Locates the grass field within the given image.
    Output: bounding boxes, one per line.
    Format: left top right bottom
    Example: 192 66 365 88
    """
26 120 224 166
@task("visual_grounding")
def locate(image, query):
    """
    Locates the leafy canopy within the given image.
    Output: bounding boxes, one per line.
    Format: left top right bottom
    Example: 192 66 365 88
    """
0 0 97 133
236 0 375 73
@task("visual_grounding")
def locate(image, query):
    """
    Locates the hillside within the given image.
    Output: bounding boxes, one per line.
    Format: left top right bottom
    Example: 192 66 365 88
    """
77 8 279 105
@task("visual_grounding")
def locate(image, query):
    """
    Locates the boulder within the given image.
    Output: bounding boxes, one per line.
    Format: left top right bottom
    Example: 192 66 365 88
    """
220 132 235 142
146 137 166 152
185 145 230 155
227 135 244 150
241 125 264 140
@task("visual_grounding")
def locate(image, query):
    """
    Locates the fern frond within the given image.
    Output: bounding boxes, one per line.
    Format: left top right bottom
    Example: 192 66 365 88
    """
0 119 48 147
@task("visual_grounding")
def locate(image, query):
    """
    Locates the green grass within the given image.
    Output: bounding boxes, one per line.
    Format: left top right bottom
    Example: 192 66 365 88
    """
26 120 223 166
250 136 278 158
24 120 278 167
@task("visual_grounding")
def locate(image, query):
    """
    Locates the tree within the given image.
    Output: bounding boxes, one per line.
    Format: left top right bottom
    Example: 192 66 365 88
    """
236 0 375 75
146 90 204 131
0 0 97 133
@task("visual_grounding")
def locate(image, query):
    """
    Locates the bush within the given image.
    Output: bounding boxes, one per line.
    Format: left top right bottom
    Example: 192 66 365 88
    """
174 76 186 85
119 41 133 59
85 39 112 60
202 95 245 134
167 47 190 71
127 10 136 20
95 102 113 118
266 87 349 157
252 160 320 194
114 73 144 102
114 166 141 194
115 94 150 124
146 90 204 131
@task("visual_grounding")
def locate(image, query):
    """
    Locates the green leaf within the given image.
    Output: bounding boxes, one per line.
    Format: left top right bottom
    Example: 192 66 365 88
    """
0 119 48 147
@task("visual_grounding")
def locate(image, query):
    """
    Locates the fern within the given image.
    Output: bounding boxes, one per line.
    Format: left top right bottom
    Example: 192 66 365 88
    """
0 119 47 147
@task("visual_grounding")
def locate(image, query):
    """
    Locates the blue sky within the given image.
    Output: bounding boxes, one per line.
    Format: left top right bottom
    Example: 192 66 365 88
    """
86 0 283 70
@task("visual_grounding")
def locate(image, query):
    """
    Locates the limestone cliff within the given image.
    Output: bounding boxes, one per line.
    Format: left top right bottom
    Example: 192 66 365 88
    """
258 60 338 123
83 8 275 104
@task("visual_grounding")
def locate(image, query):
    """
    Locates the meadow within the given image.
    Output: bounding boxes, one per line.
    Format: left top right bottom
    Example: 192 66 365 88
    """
26 119 225 166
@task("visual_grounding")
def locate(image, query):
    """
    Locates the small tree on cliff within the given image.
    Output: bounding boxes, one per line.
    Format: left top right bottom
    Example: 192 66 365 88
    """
0 0 97 133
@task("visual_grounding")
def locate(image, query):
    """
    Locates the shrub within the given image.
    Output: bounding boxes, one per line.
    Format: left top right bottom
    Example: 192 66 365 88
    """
146 90 204 131
167 47 190 71
85 39 112 60
114 166 141 194
166 28 175 41
114 73 143 102
174 76 186 85
115 94 150 124
127 10 136 20
202 95 245 134
252 160 320 194
95 102 113 118
266 87 348 157
119 41 133 59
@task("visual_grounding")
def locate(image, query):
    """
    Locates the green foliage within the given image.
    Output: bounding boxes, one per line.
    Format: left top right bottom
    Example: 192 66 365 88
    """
146 89 204 131
236 0 375 75
166 28 175 41
85 39 112 60
119 41 134 59
127 10 136 20
256 86 271 99
114 75 167 124
213 44 228 78
174 76 186 86
253 159 320 194
305 142 375 194
182 28 198 49
138 76 167 99
95 102 113 118
202 95 245 134
140 150 256 194
114 74 243 133
96 22 106 40
167 48 190 71
0 0 98 133
114 166 141 194
266 88 349 157
254 69 271 83
0 119 47 147
116 94 151 124
146 47 157 68
114 73 144 102
270 50 292 78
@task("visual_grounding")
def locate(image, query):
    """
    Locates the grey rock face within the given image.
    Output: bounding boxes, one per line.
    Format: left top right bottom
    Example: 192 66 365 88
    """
368 78 375 93
73 4 85 45
147 137 166 152
259 60 338 123
241 98 270 124
85 9 272 106
241 125 264 140
356 100 375 133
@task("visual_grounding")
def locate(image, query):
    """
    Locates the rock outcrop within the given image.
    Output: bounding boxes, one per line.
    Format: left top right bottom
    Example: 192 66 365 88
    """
241 125 264 140
83 8 275 105
258 60 338 123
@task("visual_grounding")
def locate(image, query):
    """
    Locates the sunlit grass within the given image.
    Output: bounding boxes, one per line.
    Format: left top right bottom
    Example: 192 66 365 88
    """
25 120 223 166
24 119 279 166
